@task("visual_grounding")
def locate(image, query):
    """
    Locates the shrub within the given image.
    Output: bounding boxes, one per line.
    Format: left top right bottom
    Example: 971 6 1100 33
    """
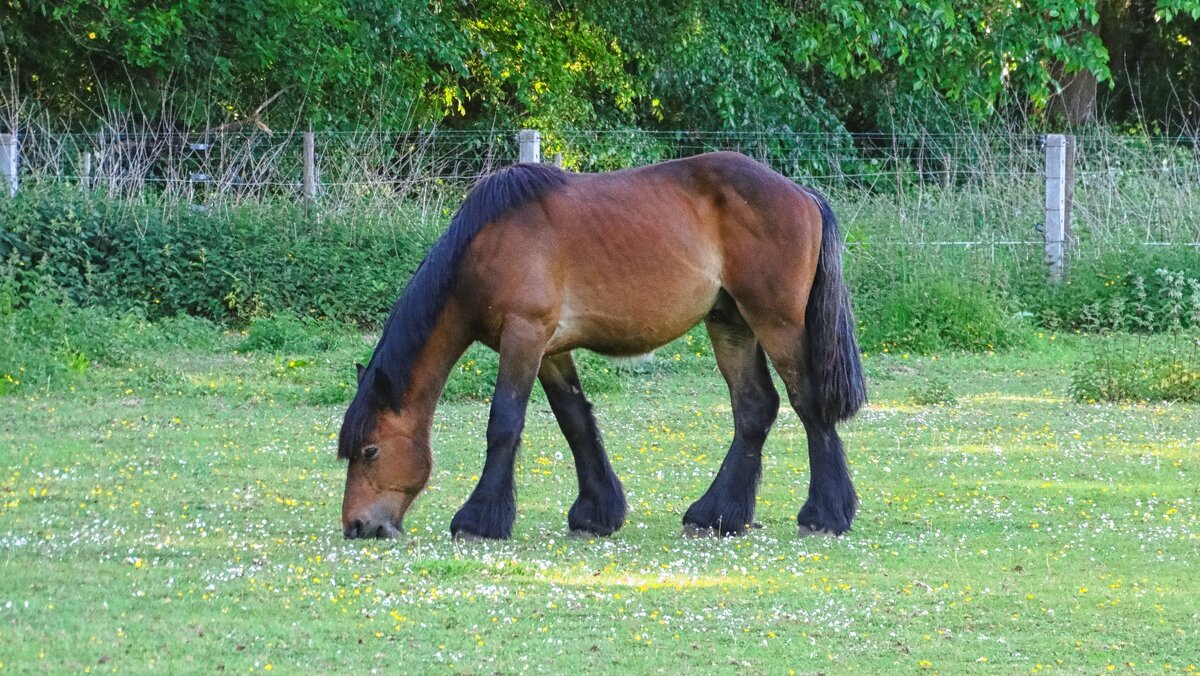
0 182 445 324
4 171 1197 372
1070 333 1200 403
854 272 1030 354
1024 248 1200 333
0 268 105 391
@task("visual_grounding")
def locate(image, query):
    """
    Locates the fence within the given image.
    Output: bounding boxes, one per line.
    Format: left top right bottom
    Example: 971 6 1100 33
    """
3 127 1199 280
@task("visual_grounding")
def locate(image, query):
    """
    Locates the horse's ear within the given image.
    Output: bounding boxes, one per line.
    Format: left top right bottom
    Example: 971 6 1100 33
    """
371 369 394 411
355 362 366 385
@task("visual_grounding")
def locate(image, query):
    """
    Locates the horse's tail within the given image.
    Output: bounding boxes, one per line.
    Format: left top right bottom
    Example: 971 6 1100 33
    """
802 187 867 424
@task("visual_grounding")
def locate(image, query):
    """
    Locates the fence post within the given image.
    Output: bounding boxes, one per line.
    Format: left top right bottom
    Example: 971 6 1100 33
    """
303 131 317 203
0 133 18 197
79 151 92 190
518 129 540 164
97 129 105 190
1043 134 1072 282
1064 135 1075 249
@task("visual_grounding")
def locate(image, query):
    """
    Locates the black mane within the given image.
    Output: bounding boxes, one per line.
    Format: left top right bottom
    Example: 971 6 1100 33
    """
338 162 569 459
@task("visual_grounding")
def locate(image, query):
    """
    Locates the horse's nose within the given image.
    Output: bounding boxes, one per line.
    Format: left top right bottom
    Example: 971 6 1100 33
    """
344 518 366 539
343 516 401 539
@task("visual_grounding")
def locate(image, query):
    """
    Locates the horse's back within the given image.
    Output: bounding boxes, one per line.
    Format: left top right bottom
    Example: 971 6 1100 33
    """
457 152 823 354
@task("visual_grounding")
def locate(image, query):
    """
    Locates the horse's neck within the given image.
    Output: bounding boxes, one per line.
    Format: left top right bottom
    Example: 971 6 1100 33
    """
395 300 474 426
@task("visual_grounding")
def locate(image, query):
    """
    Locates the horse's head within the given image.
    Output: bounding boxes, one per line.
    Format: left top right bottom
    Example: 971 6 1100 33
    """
338 364 432 539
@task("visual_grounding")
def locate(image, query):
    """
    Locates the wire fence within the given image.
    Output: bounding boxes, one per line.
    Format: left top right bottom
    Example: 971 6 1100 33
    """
6 127 1200 249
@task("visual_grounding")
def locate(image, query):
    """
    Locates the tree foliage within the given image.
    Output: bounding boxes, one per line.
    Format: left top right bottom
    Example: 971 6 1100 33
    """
1 0 1197 132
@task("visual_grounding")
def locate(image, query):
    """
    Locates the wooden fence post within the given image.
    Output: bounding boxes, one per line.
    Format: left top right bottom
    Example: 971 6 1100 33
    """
518 129 540 164
0 133 18 197
1044 134 1073 282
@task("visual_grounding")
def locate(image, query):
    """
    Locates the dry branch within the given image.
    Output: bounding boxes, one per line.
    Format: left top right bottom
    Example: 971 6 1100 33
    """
209 87 291 136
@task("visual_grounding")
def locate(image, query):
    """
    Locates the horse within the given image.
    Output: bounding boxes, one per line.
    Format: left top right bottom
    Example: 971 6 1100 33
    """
337 151 867 540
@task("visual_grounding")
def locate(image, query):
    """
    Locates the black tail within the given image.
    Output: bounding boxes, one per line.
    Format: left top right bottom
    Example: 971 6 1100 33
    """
801 188 867 424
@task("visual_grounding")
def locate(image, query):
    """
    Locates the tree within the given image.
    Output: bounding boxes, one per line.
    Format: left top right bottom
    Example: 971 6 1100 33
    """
2 0 1197 133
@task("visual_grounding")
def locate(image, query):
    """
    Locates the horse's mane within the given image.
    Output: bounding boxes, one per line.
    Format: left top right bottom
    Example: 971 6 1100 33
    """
338 162 569 459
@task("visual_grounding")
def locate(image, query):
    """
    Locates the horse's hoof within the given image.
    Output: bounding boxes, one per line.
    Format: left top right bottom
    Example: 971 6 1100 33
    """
452 531 493 542
798 525 839 538
681 523 719 538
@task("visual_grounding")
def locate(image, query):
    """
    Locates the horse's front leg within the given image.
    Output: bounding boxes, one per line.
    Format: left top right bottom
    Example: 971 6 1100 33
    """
451 319 547 540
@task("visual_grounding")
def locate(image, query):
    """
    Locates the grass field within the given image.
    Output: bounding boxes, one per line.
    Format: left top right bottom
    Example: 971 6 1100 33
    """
1 327 1197 673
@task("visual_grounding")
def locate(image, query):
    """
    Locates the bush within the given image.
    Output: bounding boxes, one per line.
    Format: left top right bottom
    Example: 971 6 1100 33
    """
1025 248 1200 333
0 181 444 324
852 262 1031 354
1070 333 1200 403
0 268 106 391
4 173 1197 372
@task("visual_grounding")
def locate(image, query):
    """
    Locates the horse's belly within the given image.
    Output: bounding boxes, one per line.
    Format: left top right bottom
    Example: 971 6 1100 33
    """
546 276 721 356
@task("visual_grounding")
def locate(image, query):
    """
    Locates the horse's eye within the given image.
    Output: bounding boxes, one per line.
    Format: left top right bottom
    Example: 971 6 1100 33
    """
363 446 380 461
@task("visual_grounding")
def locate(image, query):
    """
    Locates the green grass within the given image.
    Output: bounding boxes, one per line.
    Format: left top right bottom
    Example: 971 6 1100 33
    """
1 328 1198 673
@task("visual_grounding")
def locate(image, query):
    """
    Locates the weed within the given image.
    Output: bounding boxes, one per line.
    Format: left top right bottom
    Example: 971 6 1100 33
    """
236 314 351 354
1068 266 1200 404
908 374 957 406
1071 332 1200 403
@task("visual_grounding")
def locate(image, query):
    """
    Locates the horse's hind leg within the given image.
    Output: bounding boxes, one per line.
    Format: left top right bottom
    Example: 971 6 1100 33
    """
539 352 626 536
749 321 857 536
682 299 780 536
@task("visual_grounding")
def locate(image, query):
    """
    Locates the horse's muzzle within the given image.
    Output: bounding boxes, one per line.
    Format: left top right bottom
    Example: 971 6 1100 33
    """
343 517 402 540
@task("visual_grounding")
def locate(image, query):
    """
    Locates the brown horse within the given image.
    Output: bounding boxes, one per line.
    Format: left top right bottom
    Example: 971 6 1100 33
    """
338 151 866 540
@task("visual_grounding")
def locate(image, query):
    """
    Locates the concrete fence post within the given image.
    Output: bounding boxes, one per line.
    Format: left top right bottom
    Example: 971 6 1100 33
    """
79 151 92 190
1044 134 1073 282
0 133 18 197
303 131 317 203
97 129 106 189
518 129 540 164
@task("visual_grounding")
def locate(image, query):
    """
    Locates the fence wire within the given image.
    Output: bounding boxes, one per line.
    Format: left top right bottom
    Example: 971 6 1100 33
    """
7 128 1200 248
